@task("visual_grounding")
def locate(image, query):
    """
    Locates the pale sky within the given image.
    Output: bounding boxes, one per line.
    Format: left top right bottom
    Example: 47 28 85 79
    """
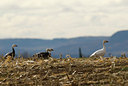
0 0 128 39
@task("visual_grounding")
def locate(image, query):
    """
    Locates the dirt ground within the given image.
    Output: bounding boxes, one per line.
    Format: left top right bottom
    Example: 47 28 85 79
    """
0 56 128 86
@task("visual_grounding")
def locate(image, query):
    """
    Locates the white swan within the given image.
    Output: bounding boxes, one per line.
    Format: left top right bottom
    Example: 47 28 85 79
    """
90 40 108 58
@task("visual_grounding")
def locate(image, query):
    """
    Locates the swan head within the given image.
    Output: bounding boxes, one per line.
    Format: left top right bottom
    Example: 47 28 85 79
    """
103 40 109 44
12 44 18 48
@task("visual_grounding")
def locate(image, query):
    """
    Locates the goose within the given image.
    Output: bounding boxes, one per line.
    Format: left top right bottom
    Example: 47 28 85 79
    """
4 44 18 59
90 40 108 58
33 48 54 59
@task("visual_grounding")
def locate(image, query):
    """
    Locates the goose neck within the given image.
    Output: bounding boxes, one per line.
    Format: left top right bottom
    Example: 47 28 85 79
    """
12 47 15 53
103 42 106 49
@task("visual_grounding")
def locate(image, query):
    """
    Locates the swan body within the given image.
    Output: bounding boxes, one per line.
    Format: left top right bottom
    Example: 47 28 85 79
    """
90 40 108 58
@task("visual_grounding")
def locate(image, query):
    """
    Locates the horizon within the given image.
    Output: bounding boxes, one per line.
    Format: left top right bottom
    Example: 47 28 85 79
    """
0 30 126 40
0 34 113 40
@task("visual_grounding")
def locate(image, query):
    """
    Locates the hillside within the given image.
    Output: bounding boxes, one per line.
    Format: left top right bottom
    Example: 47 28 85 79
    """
110 30 128 43
0 37 108 57
108 30 128 56
0 30 128 57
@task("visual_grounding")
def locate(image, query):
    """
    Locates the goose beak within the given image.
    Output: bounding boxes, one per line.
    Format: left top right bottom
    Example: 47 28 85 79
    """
106 41 109 43
103 40 109 43
12 44 18 47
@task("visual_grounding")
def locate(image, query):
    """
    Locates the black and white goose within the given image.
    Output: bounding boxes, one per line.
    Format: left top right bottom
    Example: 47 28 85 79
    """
33 48 54 59
4 44 18 59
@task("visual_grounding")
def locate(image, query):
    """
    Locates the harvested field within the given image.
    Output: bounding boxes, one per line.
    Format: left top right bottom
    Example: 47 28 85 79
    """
0 57 128 86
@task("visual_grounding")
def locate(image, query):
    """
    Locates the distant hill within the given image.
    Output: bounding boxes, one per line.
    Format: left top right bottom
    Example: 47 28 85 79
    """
110 30 128 43
54 37 109 57
0 37 108 57
107 30 128 56
0 30 128 57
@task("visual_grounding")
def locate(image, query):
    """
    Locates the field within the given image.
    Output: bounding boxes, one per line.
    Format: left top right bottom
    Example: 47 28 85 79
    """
0 56 128 86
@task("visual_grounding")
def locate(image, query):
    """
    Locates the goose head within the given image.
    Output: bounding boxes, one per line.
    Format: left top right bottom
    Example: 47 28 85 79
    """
46 48 54 52
12 44 18 48
103 40 109 44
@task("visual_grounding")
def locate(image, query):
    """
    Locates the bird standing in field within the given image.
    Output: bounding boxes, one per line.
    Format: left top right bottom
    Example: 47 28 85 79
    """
33 48 54 59
90 40 108 58
4 44 18 59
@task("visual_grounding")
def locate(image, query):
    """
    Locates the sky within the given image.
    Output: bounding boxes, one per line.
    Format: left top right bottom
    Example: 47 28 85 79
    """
0 0 128 39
